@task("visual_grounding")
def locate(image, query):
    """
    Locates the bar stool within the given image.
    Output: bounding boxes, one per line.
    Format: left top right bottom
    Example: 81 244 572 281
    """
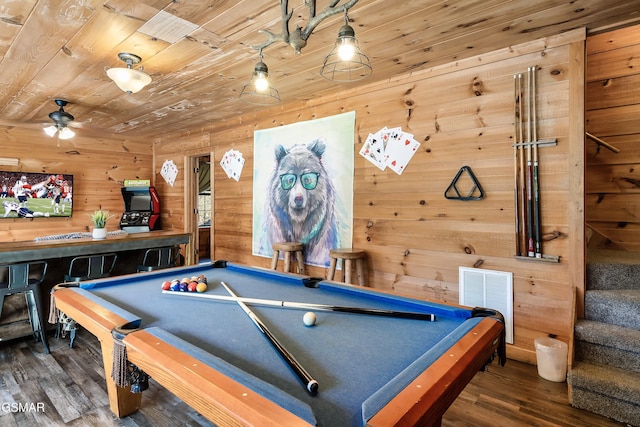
271 242 305 275
327 248 367 286
64 253 118 282
58 253 117 348
0 261 50 353
137 246 179 272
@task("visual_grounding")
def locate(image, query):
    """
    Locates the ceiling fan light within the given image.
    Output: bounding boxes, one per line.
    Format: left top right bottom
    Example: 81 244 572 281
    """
43 125 58 137
58 127 75 140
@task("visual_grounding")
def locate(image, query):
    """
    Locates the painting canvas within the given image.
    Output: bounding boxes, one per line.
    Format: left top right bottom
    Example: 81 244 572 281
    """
0 172 73 219
253 111 355 267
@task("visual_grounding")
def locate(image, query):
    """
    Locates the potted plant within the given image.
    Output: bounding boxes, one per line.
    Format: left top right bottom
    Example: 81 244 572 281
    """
90 209 113 239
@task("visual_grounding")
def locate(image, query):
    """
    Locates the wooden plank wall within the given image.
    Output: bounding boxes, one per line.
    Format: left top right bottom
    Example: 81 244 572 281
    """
154 30 587 363
0 128 152 241
586 24 640 252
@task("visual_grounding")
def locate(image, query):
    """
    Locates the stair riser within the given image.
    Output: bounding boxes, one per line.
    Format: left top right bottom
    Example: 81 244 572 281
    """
571 387 640 426
575 341 640 374
584 296 640 329
587 263 640 290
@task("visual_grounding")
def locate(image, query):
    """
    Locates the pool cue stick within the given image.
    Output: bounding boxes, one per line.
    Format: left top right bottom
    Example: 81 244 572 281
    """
162 290 437 321
532 65 542 258
219 281 319 395
513 74 521 257
517 74 527 255
526 67 534 257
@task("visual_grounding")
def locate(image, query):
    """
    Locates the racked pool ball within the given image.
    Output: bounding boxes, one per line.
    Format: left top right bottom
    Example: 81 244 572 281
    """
187 281 198 292
178 282 188 292
198 274 207 283
196 282 207 293
161 281 171 291
170 281 181 291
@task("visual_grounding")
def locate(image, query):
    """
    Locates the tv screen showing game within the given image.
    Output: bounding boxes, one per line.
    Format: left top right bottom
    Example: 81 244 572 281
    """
0 171 73 219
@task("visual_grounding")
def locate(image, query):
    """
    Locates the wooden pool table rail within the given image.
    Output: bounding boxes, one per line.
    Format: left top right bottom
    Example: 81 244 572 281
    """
124 329 314 427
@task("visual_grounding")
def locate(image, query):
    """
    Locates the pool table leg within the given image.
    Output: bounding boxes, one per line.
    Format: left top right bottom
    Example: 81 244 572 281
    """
99 334 143 417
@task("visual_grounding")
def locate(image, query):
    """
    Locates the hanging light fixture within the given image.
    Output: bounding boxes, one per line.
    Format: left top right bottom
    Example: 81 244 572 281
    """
44 99 75 140
239 50 280 105
44 125 75 139
106 52 152 94
320 11 372 82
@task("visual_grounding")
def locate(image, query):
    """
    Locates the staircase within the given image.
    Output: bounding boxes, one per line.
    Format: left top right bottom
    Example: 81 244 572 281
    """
568 249 640 426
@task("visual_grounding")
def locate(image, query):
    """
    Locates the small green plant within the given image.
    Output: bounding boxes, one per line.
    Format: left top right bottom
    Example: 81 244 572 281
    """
90 209 113 228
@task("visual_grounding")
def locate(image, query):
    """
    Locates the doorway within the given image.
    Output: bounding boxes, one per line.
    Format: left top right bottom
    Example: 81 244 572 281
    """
187 154 212 264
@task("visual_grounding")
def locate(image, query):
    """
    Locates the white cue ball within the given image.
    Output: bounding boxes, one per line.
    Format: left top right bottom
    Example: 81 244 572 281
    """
303 312 316 327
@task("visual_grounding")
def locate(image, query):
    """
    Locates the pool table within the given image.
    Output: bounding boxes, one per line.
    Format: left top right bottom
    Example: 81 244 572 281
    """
51 261 505 427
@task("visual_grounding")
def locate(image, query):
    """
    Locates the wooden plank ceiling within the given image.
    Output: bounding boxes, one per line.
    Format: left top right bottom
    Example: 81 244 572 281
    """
0 0 639 140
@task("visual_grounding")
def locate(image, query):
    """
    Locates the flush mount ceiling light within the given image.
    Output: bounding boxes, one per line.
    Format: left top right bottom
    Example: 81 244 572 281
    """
320 11 372 82
239 51 281 105
106 52 152 94
44 99 75 140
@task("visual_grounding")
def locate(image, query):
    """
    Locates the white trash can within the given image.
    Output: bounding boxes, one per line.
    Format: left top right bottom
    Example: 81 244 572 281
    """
534 337 568 382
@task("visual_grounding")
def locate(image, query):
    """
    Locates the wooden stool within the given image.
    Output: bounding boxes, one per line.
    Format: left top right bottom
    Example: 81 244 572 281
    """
271 242 305 275
327 248 367 286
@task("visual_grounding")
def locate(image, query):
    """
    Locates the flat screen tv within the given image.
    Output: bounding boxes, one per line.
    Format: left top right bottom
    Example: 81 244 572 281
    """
1 172 73 219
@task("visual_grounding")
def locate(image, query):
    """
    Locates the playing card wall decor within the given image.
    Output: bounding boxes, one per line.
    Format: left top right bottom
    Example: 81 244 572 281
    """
359 126 420 174
160 159 178 187
220 149 245 181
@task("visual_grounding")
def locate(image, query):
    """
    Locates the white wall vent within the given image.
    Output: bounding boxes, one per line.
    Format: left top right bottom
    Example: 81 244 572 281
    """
459 267 513 344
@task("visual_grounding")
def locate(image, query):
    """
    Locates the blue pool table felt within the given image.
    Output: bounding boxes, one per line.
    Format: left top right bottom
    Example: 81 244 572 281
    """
75 262 483 426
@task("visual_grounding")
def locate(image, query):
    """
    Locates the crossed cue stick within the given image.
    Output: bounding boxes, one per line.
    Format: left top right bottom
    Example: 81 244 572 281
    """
163 285 436 395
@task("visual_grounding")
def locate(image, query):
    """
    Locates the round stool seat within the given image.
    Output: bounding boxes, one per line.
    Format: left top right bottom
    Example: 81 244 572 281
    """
271 242 305 275
329 248 365 259
327 248 367 286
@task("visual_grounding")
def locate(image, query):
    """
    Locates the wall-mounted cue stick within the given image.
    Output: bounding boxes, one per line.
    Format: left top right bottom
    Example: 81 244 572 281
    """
532 65 542 258
162 290 437 321
219 281 319 395
526 67 534 257
513 74 521 257
517 74 527 255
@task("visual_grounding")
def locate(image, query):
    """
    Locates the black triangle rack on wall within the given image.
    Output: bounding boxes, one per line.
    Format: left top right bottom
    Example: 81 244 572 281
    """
444 166 485 201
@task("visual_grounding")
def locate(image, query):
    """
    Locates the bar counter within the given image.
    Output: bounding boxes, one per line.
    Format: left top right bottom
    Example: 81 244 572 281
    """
0 230 190 264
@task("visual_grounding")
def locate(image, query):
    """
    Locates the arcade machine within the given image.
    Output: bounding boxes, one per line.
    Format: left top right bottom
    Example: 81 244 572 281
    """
119 180 160 233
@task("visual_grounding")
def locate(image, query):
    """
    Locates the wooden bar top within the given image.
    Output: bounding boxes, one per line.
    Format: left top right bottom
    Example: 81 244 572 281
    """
0 231 190 264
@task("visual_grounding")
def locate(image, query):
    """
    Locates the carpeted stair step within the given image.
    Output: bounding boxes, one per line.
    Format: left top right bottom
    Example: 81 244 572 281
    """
587 249 640 290
568 362 640 426
575 319 640 373
584 289 640 329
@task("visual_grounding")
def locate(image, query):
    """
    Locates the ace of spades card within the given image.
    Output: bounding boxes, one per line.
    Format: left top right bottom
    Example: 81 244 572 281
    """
384 132 421 175
359 132 387 170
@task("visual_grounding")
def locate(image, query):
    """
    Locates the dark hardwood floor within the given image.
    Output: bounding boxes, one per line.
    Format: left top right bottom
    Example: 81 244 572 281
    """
0 326 629 426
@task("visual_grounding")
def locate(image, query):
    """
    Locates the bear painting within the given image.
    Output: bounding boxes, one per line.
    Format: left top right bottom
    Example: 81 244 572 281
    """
262 140 338 266
253 111 355 268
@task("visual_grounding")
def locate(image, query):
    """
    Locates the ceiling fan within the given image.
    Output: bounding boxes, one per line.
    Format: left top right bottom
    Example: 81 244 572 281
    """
44 99 76 139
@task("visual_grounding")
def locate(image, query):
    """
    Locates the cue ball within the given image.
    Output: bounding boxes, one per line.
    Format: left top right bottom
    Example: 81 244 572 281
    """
303 312 316 327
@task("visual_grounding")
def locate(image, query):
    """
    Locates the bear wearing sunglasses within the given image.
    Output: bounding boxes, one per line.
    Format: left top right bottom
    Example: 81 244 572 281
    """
263 139 338 267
